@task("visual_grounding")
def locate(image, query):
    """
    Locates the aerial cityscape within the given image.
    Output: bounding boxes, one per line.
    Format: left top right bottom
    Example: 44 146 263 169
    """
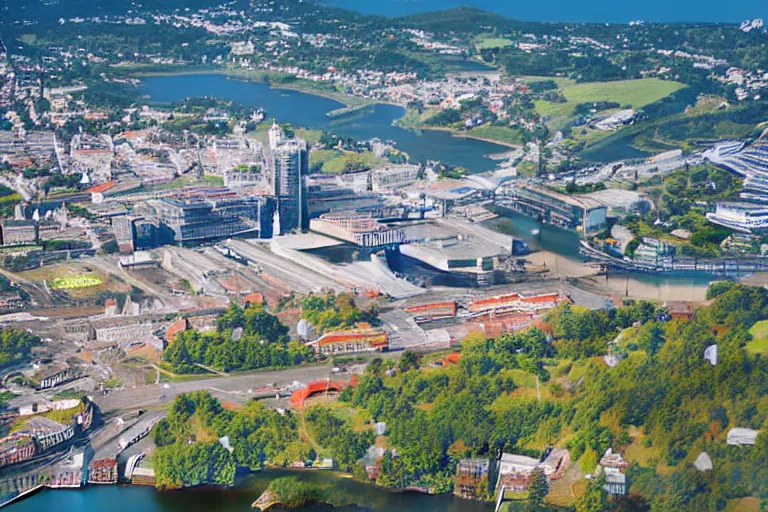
1 1 768 511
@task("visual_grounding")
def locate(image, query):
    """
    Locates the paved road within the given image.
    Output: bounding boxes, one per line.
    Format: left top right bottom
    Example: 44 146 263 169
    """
93 357 395 414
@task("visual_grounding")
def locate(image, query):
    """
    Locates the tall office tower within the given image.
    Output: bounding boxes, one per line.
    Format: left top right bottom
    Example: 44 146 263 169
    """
268 123 308 234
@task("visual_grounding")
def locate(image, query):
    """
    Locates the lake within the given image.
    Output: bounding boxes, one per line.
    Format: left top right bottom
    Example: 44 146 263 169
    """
139 74 509 173
8 470 492 512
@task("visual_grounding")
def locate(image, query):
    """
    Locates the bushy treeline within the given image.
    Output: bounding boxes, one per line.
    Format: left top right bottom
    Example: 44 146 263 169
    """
0 328 40 371
163 304 314 373
339 288 768 510
152 392 311 489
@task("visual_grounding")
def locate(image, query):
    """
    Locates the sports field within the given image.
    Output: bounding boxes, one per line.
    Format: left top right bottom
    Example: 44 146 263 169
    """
474 34 514 50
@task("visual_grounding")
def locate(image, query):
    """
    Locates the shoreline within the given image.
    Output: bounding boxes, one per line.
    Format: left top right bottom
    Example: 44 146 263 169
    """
126 66 396 114
130 67 517 148
403 124 522 149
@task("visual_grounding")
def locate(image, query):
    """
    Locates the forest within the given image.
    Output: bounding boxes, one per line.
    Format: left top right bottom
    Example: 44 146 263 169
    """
163 303 314 374
153 285 768 511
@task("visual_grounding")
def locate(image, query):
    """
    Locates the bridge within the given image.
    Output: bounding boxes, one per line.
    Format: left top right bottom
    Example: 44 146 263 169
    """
291 378 356 408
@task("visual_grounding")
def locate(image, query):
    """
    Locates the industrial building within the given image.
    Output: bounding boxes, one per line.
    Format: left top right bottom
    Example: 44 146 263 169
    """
499 184 608 235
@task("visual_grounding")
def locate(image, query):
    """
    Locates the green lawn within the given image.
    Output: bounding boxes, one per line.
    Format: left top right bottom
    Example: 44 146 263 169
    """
535 78 687 119
747 320 768 354
474 34 514 50
321 151 382 174
466 124 524 146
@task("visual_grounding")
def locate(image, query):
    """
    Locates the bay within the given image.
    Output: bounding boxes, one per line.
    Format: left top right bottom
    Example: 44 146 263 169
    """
139 74 509 173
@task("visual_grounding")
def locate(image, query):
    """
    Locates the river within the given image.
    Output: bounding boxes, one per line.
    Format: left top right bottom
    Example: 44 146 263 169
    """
139 74 509 173
8 470 492 512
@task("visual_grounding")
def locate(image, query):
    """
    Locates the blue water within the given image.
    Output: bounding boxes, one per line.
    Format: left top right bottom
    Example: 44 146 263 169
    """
324 0 764 23
140 74 510 173
8 471 492 512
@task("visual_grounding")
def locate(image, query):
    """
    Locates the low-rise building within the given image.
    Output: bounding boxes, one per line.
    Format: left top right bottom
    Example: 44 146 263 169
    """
496 453 540 493
455 458 491 499
308 326 389 356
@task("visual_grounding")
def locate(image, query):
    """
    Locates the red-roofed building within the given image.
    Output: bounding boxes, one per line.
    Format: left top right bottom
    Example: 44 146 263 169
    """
241 292 264 307
443 352 462 366
468 292 568 316
165 318 189 345
308 326 389 356
87 181 117 204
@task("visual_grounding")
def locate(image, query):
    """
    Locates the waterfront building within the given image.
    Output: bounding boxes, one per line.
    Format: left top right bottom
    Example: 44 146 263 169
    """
454 458 491 499
496 453 540 493
500 184 608 235
706 202 768 233
269 123 308 234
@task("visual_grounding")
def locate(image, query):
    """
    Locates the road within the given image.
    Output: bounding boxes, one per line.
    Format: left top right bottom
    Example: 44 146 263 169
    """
93 357 394 414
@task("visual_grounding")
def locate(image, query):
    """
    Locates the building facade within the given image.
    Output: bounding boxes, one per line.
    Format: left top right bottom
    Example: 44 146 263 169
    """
269 123 308 234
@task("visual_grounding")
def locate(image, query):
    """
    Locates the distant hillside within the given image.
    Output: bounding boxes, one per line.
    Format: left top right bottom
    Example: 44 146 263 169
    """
396 6 526 32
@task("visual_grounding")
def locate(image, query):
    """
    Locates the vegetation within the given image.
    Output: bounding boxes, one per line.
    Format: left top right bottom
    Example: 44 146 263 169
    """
0 328 40 371
266 477 327 509
163 303 314 373
152 392 308 488
300 293 378 333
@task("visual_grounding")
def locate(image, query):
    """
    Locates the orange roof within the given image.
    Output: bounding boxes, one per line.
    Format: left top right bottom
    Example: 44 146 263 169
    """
443 352 461 365
403 301 456 314
242 292 264 306
314 329 389 348
165 318 189 344
87 181 117 194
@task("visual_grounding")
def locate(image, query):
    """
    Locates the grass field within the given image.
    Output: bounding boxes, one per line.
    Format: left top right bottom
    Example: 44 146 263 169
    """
747 320 768 354
321 151 382 174
466 124 524 146
534 78 687 120
474 34 514 50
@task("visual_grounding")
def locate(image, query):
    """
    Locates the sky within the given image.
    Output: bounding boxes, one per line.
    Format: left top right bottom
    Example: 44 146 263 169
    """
324 0 767 24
